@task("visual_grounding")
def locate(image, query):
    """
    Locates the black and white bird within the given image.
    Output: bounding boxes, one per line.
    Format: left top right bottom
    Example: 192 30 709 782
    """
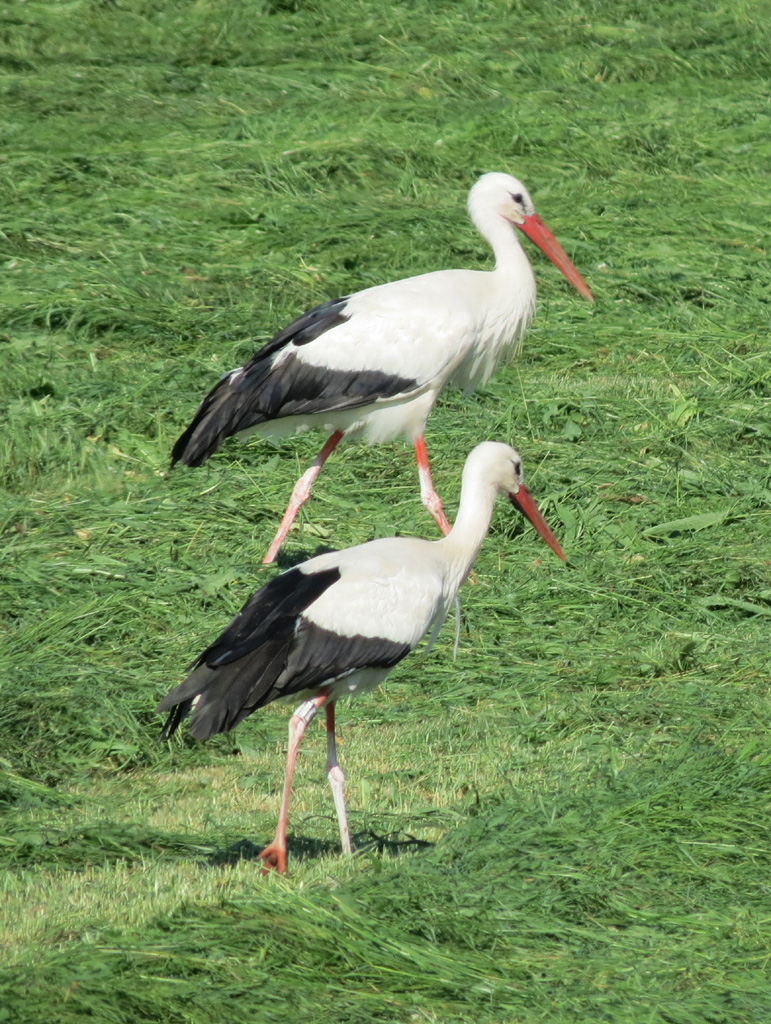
171 172 592 563
158 441 566 873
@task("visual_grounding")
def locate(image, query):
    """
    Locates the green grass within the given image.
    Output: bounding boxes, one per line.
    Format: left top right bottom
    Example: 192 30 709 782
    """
2 0 771 1020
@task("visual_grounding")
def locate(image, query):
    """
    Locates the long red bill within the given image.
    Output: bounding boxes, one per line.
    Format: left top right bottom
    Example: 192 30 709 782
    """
509 484 566 561
517 213 594 302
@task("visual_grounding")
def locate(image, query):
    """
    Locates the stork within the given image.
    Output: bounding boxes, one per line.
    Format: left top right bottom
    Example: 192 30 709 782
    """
158 442 565 873
171 172 591 564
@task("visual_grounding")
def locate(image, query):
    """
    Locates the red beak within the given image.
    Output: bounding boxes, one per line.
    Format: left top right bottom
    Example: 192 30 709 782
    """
517 213 594 302
509 484 566 562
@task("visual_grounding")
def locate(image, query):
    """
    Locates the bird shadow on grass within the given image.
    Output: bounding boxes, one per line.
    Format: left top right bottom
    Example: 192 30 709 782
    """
207 829 433 868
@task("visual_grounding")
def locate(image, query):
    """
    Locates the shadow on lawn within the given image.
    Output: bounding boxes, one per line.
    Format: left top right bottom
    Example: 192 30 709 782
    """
2 822 430 872
208 829 433 867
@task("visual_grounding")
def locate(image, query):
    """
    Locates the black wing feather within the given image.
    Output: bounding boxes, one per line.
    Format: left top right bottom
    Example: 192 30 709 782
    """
282 620 410 695
170 295 418 467
158 567 339 739
157 564 411 742
259 296 352 357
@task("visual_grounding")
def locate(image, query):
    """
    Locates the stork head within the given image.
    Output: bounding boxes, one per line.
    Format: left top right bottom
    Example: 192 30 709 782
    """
468 172 594 302
467 441 566 561
468 172 536 227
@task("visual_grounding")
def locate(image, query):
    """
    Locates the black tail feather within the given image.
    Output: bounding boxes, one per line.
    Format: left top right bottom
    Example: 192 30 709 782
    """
169 370 264 468
159 698 194 741
158 645 285 741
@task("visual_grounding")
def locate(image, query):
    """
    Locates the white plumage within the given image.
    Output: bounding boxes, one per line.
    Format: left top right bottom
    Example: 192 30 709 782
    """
158 441 566 873
171 173 592 562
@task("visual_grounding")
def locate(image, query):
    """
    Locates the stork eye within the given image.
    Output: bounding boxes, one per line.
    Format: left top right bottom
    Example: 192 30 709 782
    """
510 192 523 204
513 459 522 476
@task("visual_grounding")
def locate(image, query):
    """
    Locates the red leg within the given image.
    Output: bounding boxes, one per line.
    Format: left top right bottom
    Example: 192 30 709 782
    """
258 694 329 874
262 431 345 564
414 436 452 536
324 701 352 856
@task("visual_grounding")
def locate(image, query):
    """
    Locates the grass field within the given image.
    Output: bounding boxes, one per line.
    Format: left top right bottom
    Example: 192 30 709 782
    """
2 0 770 1020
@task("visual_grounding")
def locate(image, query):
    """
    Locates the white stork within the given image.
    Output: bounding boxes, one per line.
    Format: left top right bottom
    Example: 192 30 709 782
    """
171 172 591 564
158 441 565 873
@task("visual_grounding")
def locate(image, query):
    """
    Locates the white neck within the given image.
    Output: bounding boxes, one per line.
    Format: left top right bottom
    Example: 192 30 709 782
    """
474 205 536 284
435 468 500 598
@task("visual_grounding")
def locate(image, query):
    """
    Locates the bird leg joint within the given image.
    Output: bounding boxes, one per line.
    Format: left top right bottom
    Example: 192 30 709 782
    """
292 696 325 727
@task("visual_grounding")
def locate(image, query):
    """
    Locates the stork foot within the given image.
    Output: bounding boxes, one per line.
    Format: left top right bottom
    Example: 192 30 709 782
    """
257 842 287 875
